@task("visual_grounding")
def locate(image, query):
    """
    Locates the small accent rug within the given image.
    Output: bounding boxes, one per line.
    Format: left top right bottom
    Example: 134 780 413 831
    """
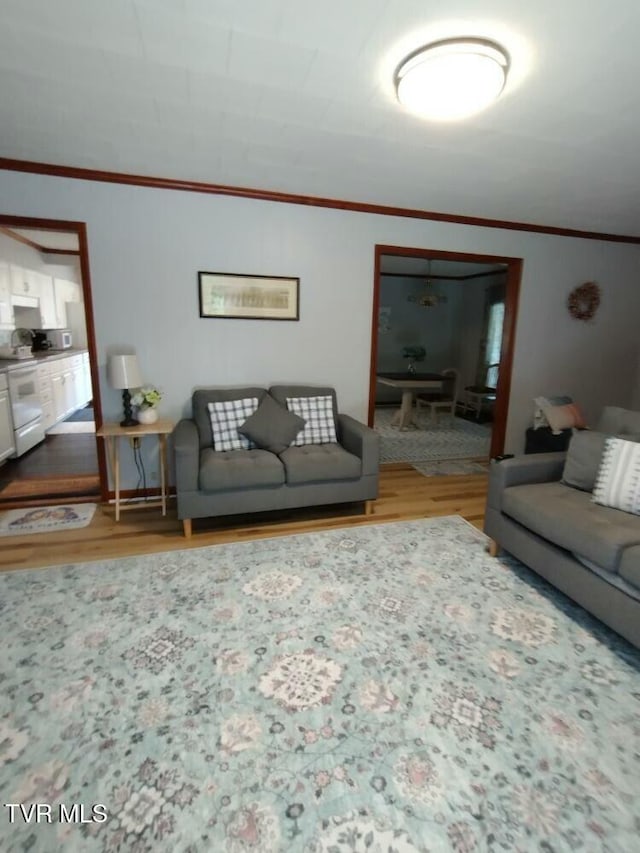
375 408 491 462
0 503 96 536
411 459 490 477
1 516 639 851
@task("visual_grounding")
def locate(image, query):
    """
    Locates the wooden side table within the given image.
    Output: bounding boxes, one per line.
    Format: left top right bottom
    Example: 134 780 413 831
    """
96 419 174 521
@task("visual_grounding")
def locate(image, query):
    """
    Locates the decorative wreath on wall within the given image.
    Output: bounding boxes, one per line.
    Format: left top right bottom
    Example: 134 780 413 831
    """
567 281 601 321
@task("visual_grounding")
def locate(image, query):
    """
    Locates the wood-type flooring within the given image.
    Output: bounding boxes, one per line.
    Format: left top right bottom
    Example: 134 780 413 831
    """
0 434 100 507
0 462 489 573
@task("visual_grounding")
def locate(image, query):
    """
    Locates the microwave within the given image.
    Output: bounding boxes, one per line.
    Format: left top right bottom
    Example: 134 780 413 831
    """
46 329 73 350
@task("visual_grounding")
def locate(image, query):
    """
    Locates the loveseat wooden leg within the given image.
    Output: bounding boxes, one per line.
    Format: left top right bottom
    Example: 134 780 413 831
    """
488 539 500 557
183 519 192 538
365 500 374 516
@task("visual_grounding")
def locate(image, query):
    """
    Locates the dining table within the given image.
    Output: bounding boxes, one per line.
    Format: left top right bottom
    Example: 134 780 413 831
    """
376 372 445 430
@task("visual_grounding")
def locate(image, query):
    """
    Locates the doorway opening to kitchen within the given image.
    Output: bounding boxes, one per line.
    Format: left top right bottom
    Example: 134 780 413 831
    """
0 216 105 508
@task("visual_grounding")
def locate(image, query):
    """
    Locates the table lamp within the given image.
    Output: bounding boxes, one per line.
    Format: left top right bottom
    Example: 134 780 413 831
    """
108 354 143 427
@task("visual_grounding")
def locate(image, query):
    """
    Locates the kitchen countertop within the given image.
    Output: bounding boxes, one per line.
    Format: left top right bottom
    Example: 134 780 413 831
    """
0 348 89 374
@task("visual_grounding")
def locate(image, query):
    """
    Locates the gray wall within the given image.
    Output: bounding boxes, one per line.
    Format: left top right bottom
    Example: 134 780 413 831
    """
376 276 463 402
1 168 640 489
378 277 463 374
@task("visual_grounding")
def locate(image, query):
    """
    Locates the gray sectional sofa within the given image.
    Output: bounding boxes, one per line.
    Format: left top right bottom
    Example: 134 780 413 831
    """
484 406 640 649
173 385 379 537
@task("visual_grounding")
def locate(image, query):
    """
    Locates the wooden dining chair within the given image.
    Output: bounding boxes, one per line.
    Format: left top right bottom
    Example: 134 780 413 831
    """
460 363 499 421
416 368 460 426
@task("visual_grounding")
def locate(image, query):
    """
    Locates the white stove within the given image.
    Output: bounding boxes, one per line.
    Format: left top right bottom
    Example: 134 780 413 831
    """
6 362 45 456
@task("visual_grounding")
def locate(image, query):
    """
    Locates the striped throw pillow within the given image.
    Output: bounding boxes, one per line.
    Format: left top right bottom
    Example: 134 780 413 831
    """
286 395 337 446
208 398 259 451
592 437 640 514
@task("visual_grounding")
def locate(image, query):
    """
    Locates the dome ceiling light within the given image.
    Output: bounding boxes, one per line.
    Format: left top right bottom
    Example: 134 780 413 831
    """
394 37 510 121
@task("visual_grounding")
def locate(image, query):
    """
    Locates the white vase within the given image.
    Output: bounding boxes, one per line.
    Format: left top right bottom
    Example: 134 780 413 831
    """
137 406 158 425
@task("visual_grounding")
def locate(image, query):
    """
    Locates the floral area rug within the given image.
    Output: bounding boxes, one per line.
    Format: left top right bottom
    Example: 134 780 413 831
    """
374 408 491 463
0 503 96 536
1 516 639 851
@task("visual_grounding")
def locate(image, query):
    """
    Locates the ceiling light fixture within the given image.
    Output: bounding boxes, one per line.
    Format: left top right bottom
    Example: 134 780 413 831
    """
395 37 510 121
407 261 448 307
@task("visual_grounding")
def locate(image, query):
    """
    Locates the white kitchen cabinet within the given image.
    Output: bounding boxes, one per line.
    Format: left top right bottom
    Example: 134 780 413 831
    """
37 363 55 430
10 265 41 298
0 262 14 328
0 375 15 463
50 358 72 420
81 353 92 406
37 273 58 329
54 280 67 328
5 266 75 329
53 278 81 328
43 353 91 431
70 364 83 410
50 355 84 421
51 372 68 422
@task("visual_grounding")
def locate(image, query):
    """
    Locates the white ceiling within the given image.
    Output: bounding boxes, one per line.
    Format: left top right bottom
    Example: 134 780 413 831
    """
1 1 640 237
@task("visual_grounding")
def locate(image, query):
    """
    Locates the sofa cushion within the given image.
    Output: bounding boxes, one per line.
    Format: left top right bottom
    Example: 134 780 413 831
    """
286 395 337 445
208 397 259 451
199 447 285 492
562 430 640 492
279 444 361 485
502 481 640 573
193 387 267 450
596 406 640 436
561 430 607 492
593 437 640 515
619 546 640 591
237 393 305 454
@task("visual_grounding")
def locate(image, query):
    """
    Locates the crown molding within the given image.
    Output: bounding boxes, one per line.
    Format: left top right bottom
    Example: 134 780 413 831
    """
1 157 639 244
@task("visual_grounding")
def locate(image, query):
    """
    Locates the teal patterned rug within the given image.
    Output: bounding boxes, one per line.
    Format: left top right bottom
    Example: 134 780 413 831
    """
1 516 639 851
411 459 490 477
374 409 491 462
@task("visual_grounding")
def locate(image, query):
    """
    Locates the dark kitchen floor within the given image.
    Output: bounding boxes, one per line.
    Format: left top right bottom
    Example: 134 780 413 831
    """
0 434 100 506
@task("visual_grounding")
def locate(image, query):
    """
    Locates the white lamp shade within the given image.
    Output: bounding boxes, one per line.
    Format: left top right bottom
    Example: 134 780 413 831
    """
108 354 142 390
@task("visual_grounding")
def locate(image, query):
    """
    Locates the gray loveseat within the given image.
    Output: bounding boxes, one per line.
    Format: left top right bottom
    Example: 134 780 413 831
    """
174 384 379 537
484 406 640 649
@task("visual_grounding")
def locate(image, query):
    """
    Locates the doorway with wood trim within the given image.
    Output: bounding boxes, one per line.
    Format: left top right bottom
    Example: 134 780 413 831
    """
0 215 106 508
368 245 522 473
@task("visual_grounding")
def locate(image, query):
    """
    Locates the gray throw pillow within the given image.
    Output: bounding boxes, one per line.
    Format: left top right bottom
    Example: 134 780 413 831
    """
562 430 640 492
238 393 305 454
561 431 607 491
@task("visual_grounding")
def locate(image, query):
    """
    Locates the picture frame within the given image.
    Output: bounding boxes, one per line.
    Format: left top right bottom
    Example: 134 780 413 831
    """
198 272 300 321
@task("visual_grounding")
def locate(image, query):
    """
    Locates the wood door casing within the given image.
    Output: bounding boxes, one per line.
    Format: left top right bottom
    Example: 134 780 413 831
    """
369 245 522 458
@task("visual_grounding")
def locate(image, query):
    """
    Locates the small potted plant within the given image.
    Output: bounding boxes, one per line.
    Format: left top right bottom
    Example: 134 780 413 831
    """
402 346 426 375
131 386 162 424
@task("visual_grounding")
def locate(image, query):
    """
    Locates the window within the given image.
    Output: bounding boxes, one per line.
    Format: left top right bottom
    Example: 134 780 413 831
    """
476 280 505 387
484 300 504 386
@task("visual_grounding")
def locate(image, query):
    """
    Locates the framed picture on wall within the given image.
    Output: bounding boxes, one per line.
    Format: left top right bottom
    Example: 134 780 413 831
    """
198 272 300 320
